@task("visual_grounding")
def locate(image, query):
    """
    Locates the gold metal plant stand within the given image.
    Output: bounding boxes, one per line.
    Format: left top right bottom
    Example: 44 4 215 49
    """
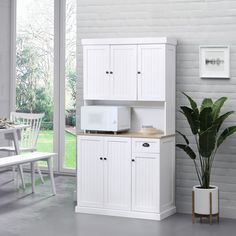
192 190 219 224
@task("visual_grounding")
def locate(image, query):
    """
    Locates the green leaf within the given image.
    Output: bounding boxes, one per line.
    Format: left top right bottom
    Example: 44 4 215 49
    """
199 107 213 132
212 97 227 120
176 131 189 145
217 126 236 148
199 125 217 158
213 111 234 131
180 106 199 135
182 92 198 111
176 144 196 160
201 98 213 111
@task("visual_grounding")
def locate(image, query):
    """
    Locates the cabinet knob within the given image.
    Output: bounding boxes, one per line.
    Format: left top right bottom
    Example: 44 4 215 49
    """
100 157 103 160
104 157 107 160
142 143 150 147
137 71 141 74
106 71 109 74
132 159 135 162
109 71 113 74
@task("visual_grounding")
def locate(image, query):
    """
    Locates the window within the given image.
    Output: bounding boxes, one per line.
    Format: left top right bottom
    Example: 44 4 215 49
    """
15 0 76 172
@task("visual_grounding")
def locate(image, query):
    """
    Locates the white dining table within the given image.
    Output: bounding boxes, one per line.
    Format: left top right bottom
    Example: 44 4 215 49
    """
0 124 30 188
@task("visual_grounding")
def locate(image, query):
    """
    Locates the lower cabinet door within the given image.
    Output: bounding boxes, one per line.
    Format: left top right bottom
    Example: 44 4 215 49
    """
78 136 104 208
132 153 160 213
104 137 132 210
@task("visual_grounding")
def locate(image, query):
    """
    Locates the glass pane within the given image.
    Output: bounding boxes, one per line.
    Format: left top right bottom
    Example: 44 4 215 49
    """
16 0 54 164
64 0 76 169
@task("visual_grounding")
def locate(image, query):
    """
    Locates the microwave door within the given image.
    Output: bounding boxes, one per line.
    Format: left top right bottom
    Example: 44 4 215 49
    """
87 112 104 131
87 109 111 131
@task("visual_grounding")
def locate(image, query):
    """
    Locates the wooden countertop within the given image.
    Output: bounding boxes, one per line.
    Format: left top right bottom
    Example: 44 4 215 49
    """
77 131 175 139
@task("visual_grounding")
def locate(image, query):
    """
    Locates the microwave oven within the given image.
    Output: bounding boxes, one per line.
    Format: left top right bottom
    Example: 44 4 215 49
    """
81 106 131 132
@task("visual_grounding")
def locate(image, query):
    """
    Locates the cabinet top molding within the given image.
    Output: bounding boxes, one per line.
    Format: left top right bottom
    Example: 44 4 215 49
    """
81 37 177 46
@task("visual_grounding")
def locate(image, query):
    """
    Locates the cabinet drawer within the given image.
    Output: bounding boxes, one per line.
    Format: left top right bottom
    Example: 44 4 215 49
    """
132 138 160 154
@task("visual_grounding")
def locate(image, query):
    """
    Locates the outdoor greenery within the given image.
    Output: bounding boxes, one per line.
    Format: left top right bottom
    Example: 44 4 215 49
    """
16 33 76 124
37 130 76 169
176 93 236 189
16 36 53 123
16 0 76 124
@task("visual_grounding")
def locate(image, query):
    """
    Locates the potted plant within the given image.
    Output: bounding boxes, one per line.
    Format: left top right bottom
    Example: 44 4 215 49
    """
176 93 236 223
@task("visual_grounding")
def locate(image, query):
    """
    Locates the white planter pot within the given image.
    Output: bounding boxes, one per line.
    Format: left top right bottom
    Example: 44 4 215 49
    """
193 185 219 215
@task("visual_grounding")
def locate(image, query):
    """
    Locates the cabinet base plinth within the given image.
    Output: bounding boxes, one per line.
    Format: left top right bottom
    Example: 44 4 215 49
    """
75 206 176 221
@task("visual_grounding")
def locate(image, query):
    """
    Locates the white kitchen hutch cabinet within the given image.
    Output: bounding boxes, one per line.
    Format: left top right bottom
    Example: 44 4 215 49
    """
76 38 177 221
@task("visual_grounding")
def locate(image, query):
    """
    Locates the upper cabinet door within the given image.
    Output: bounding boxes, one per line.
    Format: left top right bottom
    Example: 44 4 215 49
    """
83 46 110 100
110 45 137 100
137 45 165 101
104 137 131 210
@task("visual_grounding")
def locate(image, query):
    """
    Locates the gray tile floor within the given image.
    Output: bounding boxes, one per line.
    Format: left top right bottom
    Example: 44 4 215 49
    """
0 171 236 236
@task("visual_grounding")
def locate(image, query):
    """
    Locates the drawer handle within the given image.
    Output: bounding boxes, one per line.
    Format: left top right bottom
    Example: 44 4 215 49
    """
142 143 150 147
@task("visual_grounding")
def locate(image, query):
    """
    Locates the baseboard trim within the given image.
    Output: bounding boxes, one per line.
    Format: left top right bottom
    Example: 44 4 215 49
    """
75 205 176 221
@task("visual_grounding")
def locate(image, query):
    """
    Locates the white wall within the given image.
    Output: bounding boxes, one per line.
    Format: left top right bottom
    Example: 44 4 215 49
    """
0 0 11 118
0 0 12 159
77 0 236 218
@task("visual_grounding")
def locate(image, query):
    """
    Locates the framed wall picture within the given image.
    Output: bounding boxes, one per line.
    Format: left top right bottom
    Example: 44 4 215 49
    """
199 46 230 78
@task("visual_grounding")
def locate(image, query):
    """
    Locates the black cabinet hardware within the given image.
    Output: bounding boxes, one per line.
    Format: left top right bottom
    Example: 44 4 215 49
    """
142 143 150 147
109 71 113 74
132 159 135 162
106 71 109 74
137 71 141 74
100 157 103 160
104 157 107 160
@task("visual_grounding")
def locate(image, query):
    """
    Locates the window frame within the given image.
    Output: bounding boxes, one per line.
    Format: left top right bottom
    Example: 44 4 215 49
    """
10 0 76 174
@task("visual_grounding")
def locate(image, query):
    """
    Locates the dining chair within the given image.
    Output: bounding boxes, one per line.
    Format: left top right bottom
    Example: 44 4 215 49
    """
0 112 45 184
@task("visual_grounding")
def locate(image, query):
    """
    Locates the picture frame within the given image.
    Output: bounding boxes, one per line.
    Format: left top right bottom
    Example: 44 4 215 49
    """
199 46 230 78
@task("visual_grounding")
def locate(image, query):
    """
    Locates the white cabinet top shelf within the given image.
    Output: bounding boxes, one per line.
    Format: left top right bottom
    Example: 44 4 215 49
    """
81 37 177 46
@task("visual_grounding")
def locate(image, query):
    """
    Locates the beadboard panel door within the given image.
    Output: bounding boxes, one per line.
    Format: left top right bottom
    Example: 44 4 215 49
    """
78 136 104 208
110 45 137 100
137 45 165 101
104 137 131 210
132 153 160 213
83 45 110 100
